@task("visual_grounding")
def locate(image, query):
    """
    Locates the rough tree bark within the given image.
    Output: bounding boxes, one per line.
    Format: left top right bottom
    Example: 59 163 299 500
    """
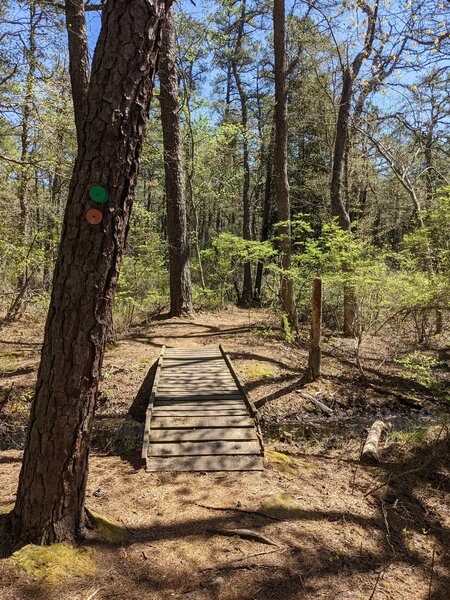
159 5 193 317
11 0 168 546
273 0 298 330
64 0 118 341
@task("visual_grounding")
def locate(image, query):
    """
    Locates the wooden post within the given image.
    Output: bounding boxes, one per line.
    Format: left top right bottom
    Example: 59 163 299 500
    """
306 277 323 382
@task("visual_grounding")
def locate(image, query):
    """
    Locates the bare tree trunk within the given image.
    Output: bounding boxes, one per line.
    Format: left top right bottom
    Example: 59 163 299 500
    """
181 73 205 289
64 0 90 147
424 125 434 208
11 0 168 546
4 1 40 326
65 0 118 339
330 2 378 337
232 0 252 306
159 5 193 317
254 137 273 303
273 0 297 330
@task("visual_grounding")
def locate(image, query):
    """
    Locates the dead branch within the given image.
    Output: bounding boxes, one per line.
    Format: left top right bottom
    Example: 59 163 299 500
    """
195 503 282 522
203 562 278 572
201 548 283 573
207 528 280 547
367 383 423 409
296 390 333 416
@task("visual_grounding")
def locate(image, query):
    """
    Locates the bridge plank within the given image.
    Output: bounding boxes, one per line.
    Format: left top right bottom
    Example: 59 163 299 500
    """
149 427 257 442
148 440 260 456
146 455 264 472
151 416 254 428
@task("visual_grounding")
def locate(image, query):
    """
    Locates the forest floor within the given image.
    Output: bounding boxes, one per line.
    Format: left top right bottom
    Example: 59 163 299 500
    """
0 308 449 599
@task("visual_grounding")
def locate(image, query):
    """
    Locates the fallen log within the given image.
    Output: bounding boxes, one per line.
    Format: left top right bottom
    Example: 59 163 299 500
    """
296 390 333 416
361 420 386 464
367 383 423 409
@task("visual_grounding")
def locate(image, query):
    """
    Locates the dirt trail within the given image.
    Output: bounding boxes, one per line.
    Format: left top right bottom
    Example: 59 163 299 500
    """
1 309 449 599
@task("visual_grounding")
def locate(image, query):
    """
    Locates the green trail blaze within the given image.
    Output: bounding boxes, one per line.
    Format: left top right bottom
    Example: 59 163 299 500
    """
88 184 109 204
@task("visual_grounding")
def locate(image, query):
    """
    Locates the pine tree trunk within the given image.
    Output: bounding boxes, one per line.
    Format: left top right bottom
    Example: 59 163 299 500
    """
11 0 168 546
159 5 193 317
254 136 273 303
273 0 297 330
232 1 252 307
64 0 90 148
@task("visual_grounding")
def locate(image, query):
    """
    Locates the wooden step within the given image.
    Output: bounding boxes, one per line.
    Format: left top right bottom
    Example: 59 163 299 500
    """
148 440 260 457
146 455 264 472
151 416 255 429
149 427 257 442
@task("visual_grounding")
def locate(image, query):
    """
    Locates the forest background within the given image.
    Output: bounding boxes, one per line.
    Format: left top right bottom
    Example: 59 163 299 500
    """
0 0 449 356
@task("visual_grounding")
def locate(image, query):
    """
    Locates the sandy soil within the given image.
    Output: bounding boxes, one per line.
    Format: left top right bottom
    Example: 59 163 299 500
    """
0 308 449 599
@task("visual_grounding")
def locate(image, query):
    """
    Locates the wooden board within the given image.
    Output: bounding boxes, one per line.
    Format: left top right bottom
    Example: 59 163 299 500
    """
146 455 264 472
152 410 249 417
157 386 238 392
149 427 257 442
148 440 260 456
153 406 247 413
154 400 244 407
151 416 254 429
155 394 244 401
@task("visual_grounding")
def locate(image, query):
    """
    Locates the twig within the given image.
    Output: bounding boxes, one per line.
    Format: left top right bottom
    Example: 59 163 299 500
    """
203 562 278 572
428 545 436 600
227 548 283 562
85 588 103 600
367 568 384 600
381 501 395 554
195 503 282 522
201 548 283 574
207 528 280 546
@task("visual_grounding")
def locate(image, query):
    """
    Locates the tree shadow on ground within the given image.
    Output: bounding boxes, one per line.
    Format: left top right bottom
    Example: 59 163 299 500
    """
254 378 302 408
1 431 448 598
125 325 269 345
0 366 36 379
95 428 450 599
85 428 449 597
229 351 300 373
323 350 441 399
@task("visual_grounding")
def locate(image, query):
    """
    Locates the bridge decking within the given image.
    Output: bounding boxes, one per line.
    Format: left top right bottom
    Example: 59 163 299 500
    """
142 346 264 471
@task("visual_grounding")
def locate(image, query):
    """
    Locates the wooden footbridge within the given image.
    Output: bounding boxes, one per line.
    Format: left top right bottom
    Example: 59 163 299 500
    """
142 346 264 471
